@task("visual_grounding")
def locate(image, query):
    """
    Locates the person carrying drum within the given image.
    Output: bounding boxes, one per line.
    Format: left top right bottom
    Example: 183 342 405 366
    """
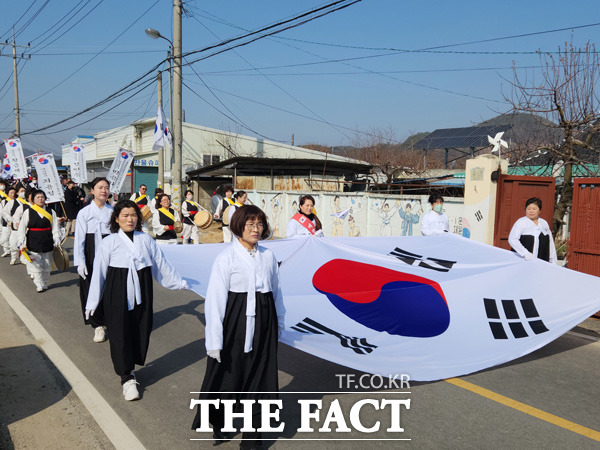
152 194 181 245
16 189 61 293
130 184 150 233
214 184 235 243
181 190 200 245
226 191 247 228
74 177 113 343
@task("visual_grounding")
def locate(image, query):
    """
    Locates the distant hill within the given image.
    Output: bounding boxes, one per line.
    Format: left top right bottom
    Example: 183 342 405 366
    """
477 112 562 148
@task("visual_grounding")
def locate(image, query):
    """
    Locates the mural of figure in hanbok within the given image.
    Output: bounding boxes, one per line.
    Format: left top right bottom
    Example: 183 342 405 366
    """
372 200 399 236
348 215 361 237
330 196 343 237
399 200 421 236
270 194 282 237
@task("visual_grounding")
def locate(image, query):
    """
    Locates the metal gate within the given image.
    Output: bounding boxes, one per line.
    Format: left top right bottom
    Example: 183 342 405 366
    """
567 178 600 276
493 174 556 251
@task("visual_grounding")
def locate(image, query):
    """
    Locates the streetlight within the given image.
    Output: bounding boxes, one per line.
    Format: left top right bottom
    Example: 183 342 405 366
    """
145 28 173 194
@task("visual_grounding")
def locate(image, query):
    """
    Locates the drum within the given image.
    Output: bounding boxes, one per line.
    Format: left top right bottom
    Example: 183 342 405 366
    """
141 205 153 222
194 210 211 229
222 205 233 226
53 246 70 271
173 221 183 233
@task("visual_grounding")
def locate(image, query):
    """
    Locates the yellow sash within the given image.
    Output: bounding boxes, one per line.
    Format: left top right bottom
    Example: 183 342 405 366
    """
134 194 147 203
31 204 53 224
234 202 243 207
186 200 200 209
158 207 175 222
0 190 8 201
225 197 234 205
17 197 28 205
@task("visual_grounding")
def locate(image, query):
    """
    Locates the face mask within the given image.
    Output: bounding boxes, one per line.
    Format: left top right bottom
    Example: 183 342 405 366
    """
18 192 25 199
433 204 443 213
0 185 5 191
186 196 193 201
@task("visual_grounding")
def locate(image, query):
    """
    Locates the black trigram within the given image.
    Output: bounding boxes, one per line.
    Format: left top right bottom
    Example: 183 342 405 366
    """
389 247 457 272
475 210 483 222
484 298 549 339
290 318 377 355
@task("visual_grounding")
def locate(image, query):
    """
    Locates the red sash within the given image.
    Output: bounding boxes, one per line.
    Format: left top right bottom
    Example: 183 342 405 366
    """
292 213 316 235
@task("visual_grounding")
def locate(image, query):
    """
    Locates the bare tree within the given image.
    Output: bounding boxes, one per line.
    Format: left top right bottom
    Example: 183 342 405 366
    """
506 40 600 234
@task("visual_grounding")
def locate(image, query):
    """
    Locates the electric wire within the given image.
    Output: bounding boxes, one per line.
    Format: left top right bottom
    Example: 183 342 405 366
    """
22 0 160 107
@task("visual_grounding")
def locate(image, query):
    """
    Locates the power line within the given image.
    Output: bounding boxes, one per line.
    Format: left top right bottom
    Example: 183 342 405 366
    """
28 0 92 44
180 0 361 63
14 0 51 39
0 0 39 41
22 0 160 107
190 15 354 143
30 0 106 54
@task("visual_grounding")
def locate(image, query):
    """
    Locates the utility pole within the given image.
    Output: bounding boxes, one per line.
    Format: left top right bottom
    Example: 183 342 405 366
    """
172 0 183 209
0 30 30 138
157 70 164 189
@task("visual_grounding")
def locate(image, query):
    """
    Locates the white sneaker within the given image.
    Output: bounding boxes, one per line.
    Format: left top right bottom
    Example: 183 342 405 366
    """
36 287 44 293
93 326 107 343
122 379 140 401
9 259 16 265
1 251 9 257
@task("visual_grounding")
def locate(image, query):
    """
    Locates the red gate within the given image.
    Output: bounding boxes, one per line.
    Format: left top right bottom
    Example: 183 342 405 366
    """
493 174 556 251
567 178 600 276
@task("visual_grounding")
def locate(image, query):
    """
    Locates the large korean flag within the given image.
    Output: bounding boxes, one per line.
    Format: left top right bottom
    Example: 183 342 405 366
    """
161 235 600 381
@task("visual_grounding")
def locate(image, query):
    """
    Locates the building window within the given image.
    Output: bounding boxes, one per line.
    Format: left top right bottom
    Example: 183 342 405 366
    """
203 155 220 166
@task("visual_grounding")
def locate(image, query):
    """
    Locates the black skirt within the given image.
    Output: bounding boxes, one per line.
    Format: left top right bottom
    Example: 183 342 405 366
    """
79 233 108 327
192 291 279 430
101 266 154 377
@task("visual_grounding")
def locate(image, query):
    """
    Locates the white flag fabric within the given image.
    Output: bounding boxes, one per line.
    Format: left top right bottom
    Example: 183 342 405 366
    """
331 207 351 220
106 148 134 194
152 105 172 151
32 153 64 203
70 143 88 184
1 154 12 179
3 138 28 179
160 235 600 381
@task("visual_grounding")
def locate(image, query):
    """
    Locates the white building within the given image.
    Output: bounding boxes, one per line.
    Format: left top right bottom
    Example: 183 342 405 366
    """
61 118 367 196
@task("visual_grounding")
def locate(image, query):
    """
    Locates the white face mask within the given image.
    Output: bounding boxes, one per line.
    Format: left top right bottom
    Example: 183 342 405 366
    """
18 192 25 199
0 185 5 191
186 195 193 201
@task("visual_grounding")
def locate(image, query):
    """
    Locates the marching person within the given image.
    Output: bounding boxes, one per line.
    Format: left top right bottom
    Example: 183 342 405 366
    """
74 177 113 343
421 193 449 236
226 190 247 227
6 186 30 265
16 190 61 292
64 180 82 237
508 197 557 264
192 205 285 447
181 190 200 245
1 186 17 257
130 184 150 233
0 182 12 257
152 194 180 245
151 187 164 212
85 200 188 401
286 194 324 238
214 184 234 243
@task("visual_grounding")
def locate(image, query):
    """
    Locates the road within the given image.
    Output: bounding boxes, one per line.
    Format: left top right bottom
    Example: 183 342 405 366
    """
1 238 599 449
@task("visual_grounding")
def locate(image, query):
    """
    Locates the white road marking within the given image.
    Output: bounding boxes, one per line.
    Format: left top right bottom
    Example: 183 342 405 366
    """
0 278 145 450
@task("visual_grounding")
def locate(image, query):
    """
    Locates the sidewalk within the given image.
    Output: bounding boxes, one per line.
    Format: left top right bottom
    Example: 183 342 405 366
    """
0 293 115 450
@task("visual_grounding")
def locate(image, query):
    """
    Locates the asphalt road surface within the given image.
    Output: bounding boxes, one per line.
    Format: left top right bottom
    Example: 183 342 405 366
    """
1 239 599 449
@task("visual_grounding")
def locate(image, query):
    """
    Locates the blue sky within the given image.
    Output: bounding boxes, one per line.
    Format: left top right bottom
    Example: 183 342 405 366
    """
0 0 598 155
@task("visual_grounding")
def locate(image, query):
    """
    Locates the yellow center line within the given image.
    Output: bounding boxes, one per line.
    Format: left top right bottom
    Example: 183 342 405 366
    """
445 378 600 442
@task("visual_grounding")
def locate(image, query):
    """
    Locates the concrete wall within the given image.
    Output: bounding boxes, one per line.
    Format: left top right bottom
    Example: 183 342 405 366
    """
237 191 469 239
